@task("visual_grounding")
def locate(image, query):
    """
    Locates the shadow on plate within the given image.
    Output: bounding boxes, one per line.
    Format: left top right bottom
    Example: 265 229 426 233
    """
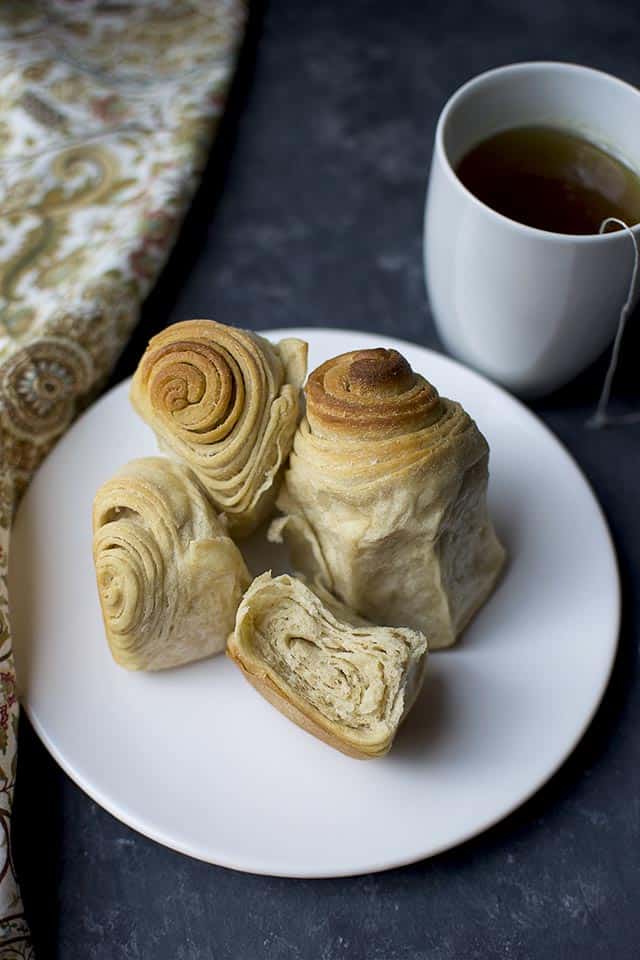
389 667 453 764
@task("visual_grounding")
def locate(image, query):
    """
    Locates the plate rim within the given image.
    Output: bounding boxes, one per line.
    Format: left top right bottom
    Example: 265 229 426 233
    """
16 327 621 878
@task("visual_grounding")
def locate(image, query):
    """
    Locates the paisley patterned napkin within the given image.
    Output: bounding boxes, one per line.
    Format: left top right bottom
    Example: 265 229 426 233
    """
0 2 246 953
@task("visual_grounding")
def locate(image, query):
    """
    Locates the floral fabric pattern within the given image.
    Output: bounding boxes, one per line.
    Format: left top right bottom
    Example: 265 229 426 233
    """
0 2 246 954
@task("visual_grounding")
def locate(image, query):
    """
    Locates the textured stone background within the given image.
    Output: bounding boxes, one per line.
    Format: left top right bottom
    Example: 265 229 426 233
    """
13 1 640 957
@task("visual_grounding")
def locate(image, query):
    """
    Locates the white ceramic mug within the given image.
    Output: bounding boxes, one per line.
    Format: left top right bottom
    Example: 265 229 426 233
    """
424 61 640 396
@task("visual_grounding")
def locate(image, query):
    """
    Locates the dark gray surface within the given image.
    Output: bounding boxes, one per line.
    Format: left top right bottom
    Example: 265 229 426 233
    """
12 1 640 957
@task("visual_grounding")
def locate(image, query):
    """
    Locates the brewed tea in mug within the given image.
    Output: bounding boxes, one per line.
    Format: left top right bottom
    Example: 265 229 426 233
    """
455 125 640 235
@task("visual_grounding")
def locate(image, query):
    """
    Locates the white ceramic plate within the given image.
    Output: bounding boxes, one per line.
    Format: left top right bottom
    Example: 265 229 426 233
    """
10 328 619 878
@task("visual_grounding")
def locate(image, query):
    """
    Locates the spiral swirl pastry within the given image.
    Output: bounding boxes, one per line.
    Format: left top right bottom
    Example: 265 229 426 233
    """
93 457 250 671
130 320 308 537
270 348 506 649
228 573 428 759
306 348 442 439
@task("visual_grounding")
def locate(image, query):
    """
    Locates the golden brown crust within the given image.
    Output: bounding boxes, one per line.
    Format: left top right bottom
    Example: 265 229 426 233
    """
305 348 442 440
131 321 249 446
130 319 307 537
346 349 414 396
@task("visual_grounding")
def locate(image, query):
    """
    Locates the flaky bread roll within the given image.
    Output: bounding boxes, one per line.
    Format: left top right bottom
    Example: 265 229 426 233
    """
93 457 250 670
130 320 307 537
270 348 506 649
228 573 428 759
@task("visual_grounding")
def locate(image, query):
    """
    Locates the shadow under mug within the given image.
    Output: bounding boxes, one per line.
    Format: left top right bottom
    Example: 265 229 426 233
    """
424 61 640 397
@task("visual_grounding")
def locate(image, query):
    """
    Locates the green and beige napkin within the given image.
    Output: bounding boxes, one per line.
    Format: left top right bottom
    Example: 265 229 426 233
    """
0 2 246 953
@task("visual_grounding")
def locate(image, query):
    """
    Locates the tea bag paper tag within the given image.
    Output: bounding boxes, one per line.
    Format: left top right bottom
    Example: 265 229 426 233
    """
587 218 640 429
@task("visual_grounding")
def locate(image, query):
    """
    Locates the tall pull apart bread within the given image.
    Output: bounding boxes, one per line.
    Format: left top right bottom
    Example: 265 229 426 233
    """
270 348 506 649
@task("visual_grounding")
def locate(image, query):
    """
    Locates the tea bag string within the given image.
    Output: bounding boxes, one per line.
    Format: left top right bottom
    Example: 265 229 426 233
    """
587 217 640 428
